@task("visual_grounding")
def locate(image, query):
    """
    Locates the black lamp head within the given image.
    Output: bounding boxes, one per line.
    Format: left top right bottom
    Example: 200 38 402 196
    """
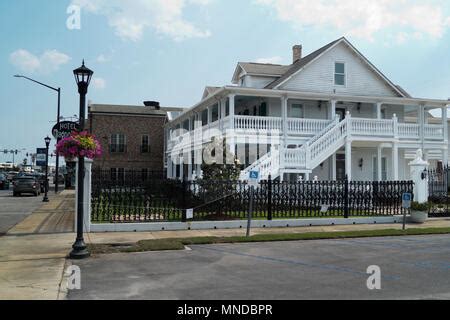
44 136 51 146
73 60 94 89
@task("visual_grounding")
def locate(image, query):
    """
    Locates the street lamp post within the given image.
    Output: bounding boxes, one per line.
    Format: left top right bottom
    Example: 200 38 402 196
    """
43 136 51 202
69 60 93 260
14 75 62 194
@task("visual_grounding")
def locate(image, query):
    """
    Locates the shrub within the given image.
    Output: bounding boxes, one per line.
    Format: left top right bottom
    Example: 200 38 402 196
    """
411 202 429 212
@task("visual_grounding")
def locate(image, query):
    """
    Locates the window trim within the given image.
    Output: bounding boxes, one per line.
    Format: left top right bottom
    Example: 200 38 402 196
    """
141 134 150 154
334 61 346 87
289 102 304 118
110 133 126 153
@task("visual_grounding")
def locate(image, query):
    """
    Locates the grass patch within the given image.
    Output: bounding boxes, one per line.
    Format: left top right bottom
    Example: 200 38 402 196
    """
87 227 450 255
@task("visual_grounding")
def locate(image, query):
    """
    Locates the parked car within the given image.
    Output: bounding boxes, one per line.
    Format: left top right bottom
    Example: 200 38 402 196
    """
29 173 47 193
6 171 18 182
53 173 65 185
0 173 10 190
13 176 41 196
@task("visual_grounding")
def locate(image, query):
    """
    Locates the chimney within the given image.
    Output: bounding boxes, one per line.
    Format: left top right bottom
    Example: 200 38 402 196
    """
292 45 302 63
144 101 160 110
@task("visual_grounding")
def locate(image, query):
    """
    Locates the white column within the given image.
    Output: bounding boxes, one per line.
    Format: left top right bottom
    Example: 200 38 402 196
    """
419 104 425 149
172 161 176 179
409 151 429 203
392 143 399 181
74 158 92 233
443 148 449 167
305 172 310 181
281 96 288 143
179 155 184 181
376 102 382 119
443 105 448 143
345 140 352 180
207 106 212 125
377 145 382 181
187 151 193 181
392 113 398 139
167 156 173 178
220 98 226 130
228 94 235 128
228 94 236 156
330 100 336 120
331 154 337 180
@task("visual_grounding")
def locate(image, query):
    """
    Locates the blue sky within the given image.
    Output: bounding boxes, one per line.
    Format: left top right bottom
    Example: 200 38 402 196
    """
1 0 450 164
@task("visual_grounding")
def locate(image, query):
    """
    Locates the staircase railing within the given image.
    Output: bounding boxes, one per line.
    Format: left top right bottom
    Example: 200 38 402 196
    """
239 148 280 180
306 117 349 168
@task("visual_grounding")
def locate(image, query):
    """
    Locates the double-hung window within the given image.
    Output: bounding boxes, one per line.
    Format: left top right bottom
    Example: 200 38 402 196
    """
334 62 346 86
110 134 126 153
141 135 150 153
290 104 304 118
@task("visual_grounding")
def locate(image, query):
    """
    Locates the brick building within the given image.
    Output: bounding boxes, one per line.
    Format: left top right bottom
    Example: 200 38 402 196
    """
88 103 183 178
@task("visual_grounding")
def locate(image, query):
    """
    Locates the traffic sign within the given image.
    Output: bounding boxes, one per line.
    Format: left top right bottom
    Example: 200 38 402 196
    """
36 148 47 167
402 193 412 209
248 170 259 187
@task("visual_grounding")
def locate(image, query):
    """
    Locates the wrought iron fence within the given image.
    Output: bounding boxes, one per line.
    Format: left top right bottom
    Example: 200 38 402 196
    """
428 166 450 217
91 169 414 223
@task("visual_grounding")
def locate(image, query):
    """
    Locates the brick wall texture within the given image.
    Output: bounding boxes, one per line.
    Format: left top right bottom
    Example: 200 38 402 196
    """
88 113 166 171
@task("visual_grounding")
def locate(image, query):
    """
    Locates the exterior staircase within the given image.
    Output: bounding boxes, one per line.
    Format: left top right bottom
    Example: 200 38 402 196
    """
240 115 350 180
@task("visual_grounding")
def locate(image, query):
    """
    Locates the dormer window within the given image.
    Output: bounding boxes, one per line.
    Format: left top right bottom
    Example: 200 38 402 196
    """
334 62 346 86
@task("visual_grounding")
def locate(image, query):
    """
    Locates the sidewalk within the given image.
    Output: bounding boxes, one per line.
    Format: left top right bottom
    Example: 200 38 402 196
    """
7 190 74 235
0 191 75 300
1 187 450 299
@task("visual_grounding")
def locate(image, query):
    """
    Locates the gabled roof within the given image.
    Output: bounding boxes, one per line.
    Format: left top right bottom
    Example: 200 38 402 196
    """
264 37 408 98
264 38 341 89
231 62 290 84
202 86 221 99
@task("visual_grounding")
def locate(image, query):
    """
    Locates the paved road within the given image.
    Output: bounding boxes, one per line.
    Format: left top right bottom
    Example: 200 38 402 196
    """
68 234 450 300
0 186 46 235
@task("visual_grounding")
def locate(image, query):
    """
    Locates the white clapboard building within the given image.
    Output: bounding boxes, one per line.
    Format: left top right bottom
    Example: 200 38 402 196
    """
165 37 450 182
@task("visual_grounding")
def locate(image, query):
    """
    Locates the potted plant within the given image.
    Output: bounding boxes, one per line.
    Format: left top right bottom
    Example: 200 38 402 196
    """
55 131 102 161
410 202 429 223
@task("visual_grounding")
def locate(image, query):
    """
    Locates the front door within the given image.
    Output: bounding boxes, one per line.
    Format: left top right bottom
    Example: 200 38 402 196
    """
336 153 346 180
336 108 346 121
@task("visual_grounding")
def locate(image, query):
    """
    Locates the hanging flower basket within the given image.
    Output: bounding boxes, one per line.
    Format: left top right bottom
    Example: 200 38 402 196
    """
56 131 102 160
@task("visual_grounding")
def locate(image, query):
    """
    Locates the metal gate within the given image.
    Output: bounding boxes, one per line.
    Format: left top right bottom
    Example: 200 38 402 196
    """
428 166 450 217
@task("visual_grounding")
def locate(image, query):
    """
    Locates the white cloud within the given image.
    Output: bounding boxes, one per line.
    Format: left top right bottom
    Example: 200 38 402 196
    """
255 56 284 64
254 0 450 42
96 54 108 63
10 49 71 74
71 0 212 42
92 77 106 89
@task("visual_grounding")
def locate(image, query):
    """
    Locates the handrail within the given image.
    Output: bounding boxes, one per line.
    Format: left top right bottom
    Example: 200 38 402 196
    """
307 116 339 147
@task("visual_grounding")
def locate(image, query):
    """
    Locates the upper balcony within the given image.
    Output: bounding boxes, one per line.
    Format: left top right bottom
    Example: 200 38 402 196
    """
166 91 449 153
167 113 446 153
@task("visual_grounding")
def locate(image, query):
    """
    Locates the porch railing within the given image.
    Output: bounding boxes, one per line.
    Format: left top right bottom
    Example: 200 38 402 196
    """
424 124 444 140
286 118 332 135
398 123 419 139
351 118 394 136
234 115 282 132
